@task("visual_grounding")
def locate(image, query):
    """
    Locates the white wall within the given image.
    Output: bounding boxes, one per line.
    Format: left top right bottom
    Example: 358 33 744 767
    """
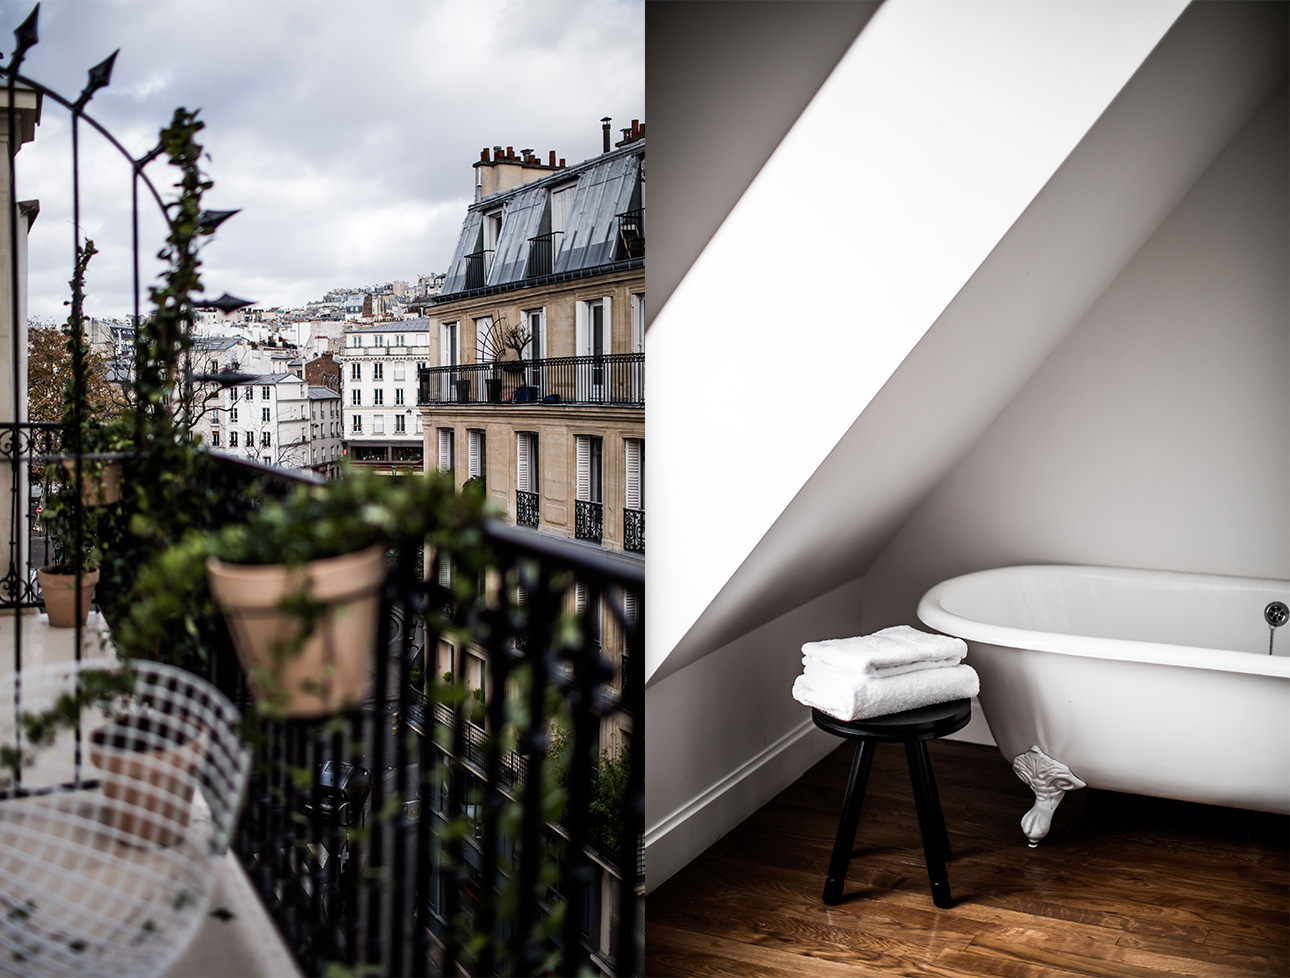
863 80 1290 729
644 575 865 891
645 0 1189 685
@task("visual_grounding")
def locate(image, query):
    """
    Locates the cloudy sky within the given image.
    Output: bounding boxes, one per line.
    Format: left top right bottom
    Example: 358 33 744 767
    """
2 0 644 321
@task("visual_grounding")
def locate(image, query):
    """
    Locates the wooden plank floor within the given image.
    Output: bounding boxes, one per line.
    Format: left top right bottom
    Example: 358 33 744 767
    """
646 740 1289 977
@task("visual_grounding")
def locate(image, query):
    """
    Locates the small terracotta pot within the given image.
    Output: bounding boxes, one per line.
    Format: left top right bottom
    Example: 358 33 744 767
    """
36 565 99 628
206 544 385 717
61 459 122 507
90 715 204 848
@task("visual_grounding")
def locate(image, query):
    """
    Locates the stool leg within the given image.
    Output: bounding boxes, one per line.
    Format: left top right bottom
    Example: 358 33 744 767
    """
905 740 953 909
823 740 875 905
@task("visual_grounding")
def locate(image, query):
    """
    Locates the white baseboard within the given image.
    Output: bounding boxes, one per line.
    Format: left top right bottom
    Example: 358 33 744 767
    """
644 717 836 894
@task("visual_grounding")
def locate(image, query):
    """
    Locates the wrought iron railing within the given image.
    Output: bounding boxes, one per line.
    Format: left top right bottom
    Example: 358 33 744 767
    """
616 208 644 261
575 499 603 543
624 507 644 554
525 231 563 278
464 250 493 290
417 353 644 407
516 489 539 528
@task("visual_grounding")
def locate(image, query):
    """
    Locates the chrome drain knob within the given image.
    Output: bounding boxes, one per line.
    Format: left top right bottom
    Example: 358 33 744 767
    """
1266 601 1289 629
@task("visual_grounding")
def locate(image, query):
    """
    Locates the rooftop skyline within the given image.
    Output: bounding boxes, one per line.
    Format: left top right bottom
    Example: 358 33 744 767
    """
3 0 644 321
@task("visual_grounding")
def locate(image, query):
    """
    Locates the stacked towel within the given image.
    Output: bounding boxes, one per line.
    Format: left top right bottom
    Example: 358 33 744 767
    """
792 625 979 721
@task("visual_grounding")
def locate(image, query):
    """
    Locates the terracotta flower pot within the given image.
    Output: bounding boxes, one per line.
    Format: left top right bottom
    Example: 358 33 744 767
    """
90 714 204 848
61 458 122 507
36 565 100 628
206 544 385 718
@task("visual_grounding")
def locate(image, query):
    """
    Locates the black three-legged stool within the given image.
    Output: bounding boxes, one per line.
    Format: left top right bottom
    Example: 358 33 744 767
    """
812 698 971 909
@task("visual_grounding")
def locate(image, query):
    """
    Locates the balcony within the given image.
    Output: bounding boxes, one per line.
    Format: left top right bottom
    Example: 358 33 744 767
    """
417 353 644 408
516 489 539 528
575 499 604 544
463 249 493 290
2 440 644 977
624 507 645 554
0 19 642 975
615 209 644 261
525 231 564 278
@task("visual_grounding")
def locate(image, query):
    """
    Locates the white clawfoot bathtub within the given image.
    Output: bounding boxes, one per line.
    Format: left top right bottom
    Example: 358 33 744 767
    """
916 565 1290 845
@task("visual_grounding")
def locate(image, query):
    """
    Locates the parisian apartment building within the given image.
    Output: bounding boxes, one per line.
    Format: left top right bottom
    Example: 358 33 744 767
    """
412 123 645 972
337 319 431 471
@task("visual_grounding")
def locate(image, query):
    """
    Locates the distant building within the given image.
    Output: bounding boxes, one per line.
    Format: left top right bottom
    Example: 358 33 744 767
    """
338 319 432 471
306 385 342 477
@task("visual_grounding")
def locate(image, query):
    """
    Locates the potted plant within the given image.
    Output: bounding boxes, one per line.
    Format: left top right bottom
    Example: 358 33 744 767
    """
200 466 492 718
35 485 102 628
63 415 133 507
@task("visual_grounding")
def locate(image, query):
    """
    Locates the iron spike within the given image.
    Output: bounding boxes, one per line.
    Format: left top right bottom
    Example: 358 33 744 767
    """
11 4 39 70
74 48 118 111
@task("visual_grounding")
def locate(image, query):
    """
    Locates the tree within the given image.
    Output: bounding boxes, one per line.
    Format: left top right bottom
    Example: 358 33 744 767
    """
27 317 128 424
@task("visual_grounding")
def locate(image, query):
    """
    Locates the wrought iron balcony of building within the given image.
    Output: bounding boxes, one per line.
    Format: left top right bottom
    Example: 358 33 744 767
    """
417 353 644 408
525 230 563 278
575 499 603 543
623 507 644 554
516 489 540 528
615 208 644 261
464 249 494 290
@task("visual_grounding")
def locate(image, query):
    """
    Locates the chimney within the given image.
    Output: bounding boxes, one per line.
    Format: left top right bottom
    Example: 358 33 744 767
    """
549 150 556 167
601 116 612 153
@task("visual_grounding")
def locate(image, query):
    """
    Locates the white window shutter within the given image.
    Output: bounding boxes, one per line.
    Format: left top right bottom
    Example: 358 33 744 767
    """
601 295 612 353
624 590 638 625
575 436 590 501
574 582 587 617
468 430 482 479
516 433 530 492
630 294 644 354
575 301 588 358
439 429 452 472
625 439 642 509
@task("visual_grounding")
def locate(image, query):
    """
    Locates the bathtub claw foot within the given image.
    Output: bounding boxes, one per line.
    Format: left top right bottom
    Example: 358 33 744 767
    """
1011 746 1087 846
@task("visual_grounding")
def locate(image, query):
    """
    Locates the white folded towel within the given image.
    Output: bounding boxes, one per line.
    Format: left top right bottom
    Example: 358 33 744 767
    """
792 663 980 722
801 625 966 678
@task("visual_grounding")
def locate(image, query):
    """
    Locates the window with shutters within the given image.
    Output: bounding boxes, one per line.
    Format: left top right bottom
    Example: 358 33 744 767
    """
467 430 486 486
373 415 384 434
516 432 539 527
438 428 454 473
576 435 602 504
624 438 644 552
575 435 603 542
394 363 406 381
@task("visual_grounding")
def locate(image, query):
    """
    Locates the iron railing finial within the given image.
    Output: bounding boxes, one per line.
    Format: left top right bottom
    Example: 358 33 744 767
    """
73 48 117 112
10 4 39 72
